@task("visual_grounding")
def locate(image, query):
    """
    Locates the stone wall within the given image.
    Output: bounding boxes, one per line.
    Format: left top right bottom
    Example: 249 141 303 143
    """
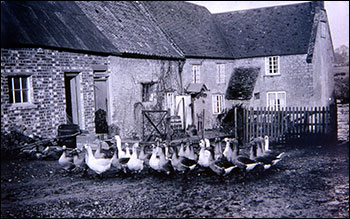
108 56 182 138
1 48 109 138
337 103 349 142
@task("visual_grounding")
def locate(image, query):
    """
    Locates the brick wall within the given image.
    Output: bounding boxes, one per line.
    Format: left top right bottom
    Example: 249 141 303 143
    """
337 103 349 142
1 48 109 138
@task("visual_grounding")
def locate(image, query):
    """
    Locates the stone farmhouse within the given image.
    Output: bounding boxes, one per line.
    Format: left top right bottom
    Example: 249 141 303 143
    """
1 1 334 139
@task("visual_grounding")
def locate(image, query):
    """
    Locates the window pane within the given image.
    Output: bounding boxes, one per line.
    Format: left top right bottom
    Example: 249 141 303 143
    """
22 77 27 89
22 90 28 102
8 78 13 91
15 90 21 103
14 77 20 89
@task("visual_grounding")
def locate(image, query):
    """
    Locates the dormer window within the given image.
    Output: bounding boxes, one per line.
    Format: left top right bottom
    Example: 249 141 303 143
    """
265 56 280 75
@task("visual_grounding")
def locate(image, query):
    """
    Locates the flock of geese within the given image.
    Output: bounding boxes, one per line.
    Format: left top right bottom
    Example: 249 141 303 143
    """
58 135 285 178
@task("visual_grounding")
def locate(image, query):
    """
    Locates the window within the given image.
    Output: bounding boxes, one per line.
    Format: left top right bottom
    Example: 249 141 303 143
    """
267 91 286 109
216 64 225 84
192 65 200 83
8 75 31 104
320 21 326 38
212 94 224 114
142 82 155 102
265 56 280 75
165 92 174 115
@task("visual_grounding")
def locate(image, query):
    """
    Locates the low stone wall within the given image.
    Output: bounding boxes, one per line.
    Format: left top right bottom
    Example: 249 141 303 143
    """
337 103 349 142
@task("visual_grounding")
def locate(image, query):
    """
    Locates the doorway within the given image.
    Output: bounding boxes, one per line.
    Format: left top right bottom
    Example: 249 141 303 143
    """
94 74 109 134
64 73 81 125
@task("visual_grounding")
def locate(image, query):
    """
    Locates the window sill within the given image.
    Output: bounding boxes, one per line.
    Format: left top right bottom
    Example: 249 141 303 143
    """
264 74 281 77
8 103 37 110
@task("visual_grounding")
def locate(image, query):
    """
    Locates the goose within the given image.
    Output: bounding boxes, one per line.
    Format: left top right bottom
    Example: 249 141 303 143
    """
198 139 211 168
125 143 131 158
72 147 86 168
149 144 172 175
126 142 144 173
231 140 264 173
139 144 152 166
262 136 285 159
207 147 238 176
111 148 123 172
214 138 223 160
223 138 235 162
149 144 161 172
42 146 60 160
249 142 278 171
115 135 127 159
94 141 106 159
170 145 197 173
158 145 173 175
178 141 186 157
84 144 112 175
186 142 198 161
58 145 74 172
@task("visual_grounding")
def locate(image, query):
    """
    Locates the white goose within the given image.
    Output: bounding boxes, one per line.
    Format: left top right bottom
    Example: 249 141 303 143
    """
126 142 144 173
58 145 74 171
115 135 128 159
262 136 285 159
94 141 106 159
84 144 112 175
223 138 235 162
214 138 223 160
178 142 186 157
171 145 197 173
198 139 211 168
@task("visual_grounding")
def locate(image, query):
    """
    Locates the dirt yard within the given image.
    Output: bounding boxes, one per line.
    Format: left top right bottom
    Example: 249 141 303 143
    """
1 142 349 218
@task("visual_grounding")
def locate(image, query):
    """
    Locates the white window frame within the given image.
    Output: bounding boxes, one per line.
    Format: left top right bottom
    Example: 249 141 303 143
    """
165 92 175 115
192 65 200 83
8 75 32 104
266 91 286 109
265 56 280 75
216 63 225 84
212 94 225 114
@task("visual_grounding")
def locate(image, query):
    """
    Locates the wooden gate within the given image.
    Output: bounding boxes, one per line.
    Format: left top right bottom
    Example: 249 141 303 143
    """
142 110 169 141
232 105 337 145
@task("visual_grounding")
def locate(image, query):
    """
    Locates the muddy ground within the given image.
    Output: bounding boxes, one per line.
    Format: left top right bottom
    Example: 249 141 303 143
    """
1 142 349 218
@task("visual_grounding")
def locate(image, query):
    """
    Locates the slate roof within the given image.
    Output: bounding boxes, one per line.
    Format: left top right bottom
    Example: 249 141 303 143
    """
75 1 183 59
141 1 233 58
225 67 260 100
214 2 319 59
1 1 323 60
1 1 119 54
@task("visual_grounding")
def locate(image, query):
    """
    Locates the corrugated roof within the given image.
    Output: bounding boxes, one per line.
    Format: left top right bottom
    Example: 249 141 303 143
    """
141 1 233 58
214 2 318 59
1 1 120 54
75 1 183 59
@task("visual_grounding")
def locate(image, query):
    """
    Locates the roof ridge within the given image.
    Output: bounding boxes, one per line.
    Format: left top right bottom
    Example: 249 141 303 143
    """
136 1 185 58
213 1 313 15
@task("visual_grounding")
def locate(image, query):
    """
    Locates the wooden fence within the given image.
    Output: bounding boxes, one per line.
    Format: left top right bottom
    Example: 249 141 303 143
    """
241 106 335 145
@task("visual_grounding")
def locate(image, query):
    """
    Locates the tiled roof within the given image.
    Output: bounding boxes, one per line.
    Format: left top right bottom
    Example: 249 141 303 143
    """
225 67 260 100
75 1 183 59
214 2 318 59
141 1 233 58
1 1 119 54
